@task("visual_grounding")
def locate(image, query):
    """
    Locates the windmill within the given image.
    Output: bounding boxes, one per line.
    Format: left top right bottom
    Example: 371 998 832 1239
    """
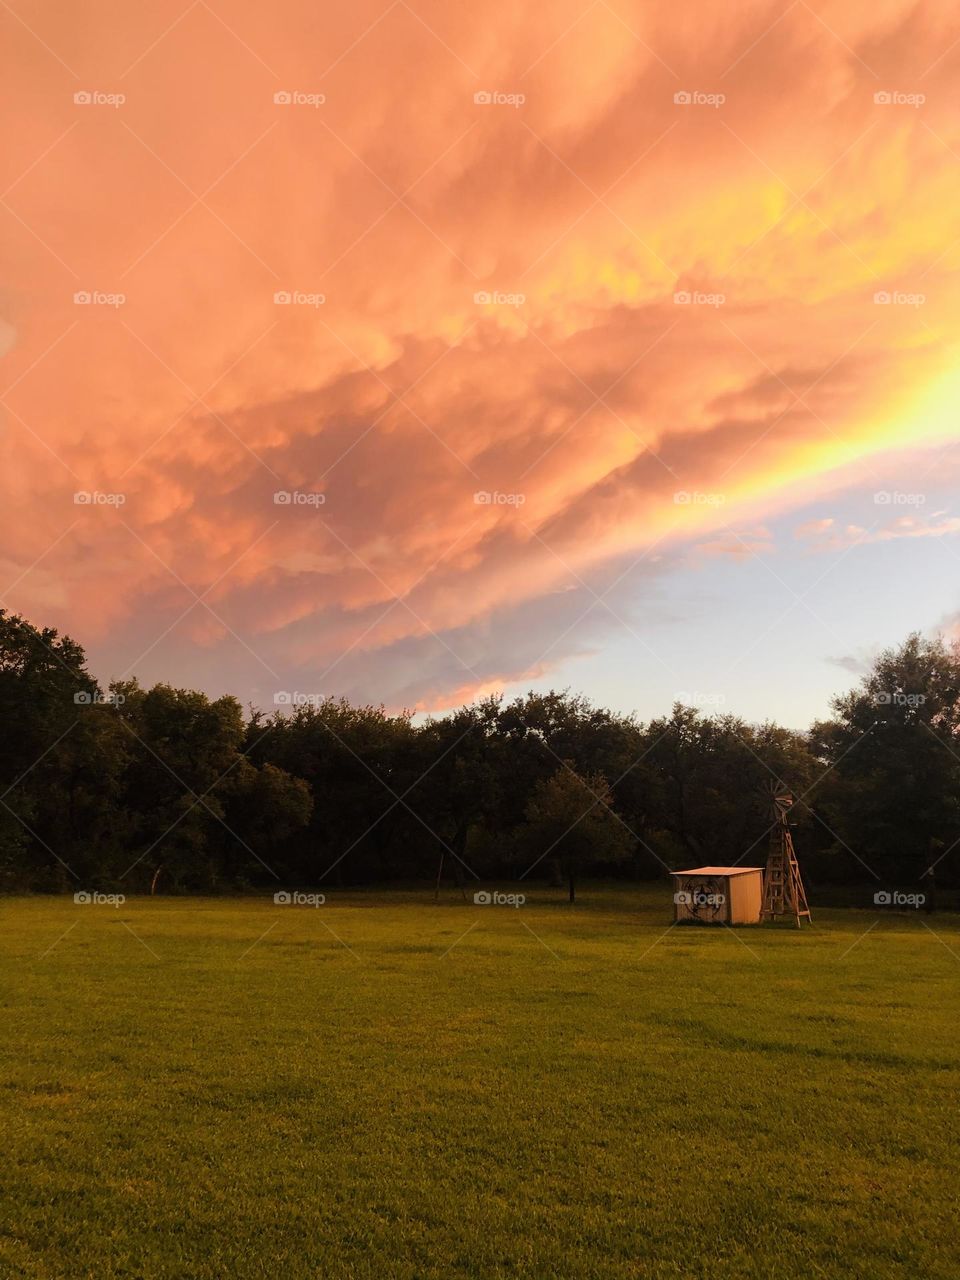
760 780 812 927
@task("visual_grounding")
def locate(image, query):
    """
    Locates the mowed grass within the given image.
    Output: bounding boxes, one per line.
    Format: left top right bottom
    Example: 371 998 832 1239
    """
1 888 959 1280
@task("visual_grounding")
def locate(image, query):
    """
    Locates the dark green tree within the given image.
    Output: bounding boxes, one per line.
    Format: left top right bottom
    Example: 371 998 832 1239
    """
810 633 960 884
522 764 633 902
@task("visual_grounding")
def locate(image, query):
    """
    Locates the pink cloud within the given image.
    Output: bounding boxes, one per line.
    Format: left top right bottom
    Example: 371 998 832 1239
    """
2 1 960 708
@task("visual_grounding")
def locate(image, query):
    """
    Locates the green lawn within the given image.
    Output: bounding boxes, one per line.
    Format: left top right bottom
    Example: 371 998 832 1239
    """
1 887 958 1279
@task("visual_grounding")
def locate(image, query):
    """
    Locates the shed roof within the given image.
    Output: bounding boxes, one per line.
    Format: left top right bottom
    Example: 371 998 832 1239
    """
672 866 764 877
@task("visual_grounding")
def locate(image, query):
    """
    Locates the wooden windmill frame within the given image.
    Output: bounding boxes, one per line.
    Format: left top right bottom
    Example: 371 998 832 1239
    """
761 780 812 927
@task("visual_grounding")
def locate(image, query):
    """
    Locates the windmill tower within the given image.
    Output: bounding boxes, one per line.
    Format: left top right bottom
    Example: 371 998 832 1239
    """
761 780 811 927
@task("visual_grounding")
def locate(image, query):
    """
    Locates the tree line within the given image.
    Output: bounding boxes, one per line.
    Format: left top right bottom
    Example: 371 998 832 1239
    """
2 609 958 899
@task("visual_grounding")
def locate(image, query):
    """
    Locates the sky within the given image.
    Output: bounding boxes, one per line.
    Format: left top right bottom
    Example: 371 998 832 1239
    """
1 0 959 729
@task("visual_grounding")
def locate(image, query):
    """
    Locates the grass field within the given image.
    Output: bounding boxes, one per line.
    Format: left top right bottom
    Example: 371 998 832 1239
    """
2 886 959 1279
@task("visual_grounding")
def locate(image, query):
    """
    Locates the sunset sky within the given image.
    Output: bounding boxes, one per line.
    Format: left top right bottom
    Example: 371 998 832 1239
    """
2 0 959 726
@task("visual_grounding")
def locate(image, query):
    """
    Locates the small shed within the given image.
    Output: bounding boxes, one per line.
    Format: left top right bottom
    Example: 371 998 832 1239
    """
671 866 764 925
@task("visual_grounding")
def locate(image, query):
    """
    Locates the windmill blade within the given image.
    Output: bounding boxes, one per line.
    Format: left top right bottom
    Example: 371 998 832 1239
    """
759 778 794 822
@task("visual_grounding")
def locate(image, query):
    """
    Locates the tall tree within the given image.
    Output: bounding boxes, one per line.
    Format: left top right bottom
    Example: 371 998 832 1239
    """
522 764 633 902
0 611 98 887
811 633 960 884
113 680 248 892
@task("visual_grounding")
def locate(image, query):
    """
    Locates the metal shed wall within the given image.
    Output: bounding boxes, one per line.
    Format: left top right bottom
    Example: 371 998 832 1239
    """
726 870 763 924
671 868 763 925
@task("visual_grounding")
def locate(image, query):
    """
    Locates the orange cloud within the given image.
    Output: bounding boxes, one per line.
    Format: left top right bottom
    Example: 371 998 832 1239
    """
2 0 960 708
796 510 960 551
